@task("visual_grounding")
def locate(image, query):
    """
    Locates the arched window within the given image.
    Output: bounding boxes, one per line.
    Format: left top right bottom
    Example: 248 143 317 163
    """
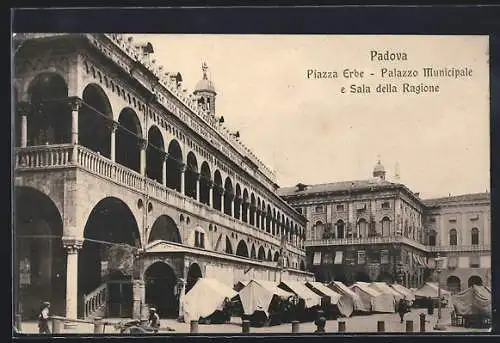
381 217 391 236
471 228 479 245
429 230 437 246
315 221 324 240
449 229 457 246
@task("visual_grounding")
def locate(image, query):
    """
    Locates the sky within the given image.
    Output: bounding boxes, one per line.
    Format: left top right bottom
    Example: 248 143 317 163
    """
132 34 490 199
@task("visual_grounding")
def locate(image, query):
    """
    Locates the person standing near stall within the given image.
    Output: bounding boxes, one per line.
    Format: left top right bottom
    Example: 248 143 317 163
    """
38 301 51 334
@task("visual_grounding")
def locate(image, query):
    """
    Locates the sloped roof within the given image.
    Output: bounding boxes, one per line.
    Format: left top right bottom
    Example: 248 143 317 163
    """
422 192 490 208
277 179 402 197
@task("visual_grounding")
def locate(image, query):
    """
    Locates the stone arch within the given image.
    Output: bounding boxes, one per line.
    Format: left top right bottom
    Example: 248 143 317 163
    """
236 240 249 258
199 161 211 205
250 244 257 259
116 107 143 173
257 246 266 260
166 139 183 192
213 170 223 211
273 251 280 262
149 215 182 244
14 186 66 318
186 263 203 293
249 193 256 226
223 177 234 216
27 72 70 145
144 261 178 318
146 125 165 184
266 205 272 233
185 152 199 199
299 260 305 271
447 275 461 294
234 184 242 220
242 189 249 223
225 236 233 254
468 275 483 287
79 196 141 318
79 83 114 158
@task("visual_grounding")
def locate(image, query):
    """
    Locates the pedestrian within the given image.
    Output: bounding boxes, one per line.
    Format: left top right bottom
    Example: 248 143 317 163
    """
314 316 326 333
148 308 160 333
38 301 51 334
397 297 409 323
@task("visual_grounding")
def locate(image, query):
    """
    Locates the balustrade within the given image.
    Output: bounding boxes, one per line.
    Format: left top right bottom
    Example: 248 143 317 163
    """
15 144 287 252
83 282 107 319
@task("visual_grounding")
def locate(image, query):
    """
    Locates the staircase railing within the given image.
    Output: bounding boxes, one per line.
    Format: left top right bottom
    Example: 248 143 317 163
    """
83 282 108 319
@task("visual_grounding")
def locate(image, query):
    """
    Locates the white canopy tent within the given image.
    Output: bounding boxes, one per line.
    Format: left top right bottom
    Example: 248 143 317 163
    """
414 282 451 300
391 284 416 303
370 282 404 303
306 281 354 317
328 281 367 313
278 280 322 308
238 280 295 317
182 278 238 323
350 282 395 313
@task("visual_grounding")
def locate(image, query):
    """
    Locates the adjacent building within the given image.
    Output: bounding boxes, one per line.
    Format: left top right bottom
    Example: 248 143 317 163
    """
278 160 491 293
13 33 311 321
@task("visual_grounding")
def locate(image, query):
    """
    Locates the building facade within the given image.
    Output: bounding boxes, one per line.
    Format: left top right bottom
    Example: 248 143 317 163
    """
13 33 311 321
278 160 491 294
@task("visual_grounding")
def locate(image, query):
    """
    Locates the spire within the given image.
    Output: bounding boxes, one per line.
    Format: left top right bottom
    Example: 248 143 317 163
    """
202 61 208 80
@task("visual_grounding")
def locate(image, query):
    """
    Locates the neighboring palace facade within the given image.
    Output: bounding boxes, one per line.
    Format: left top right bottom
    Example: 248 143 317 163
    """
13 33 311 321
278 161 491 294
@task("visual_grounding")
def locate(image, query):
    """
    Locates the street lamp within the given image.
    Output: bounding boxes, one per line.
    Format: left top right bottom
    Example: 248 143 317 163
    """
433 253 446 330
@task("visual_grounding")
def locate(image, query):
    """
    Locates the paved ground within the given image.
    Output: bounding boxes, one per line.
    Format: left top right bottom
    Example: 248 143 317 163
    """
16 308 489 335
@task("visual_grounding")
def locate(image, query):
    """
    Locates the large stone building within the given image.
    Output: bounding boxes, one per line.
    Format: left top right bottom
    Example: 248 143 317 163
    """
13 33 312 321
278 160 491 293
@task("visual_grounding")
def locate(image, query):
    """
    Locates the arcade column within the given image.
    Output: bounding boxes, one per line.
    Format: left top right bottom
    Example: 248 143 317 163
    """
62 237 83 320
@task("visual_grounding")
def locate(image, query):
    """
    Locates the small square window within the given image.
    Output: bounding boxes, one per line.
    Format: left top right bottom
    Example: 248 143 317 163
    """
336 204 345 211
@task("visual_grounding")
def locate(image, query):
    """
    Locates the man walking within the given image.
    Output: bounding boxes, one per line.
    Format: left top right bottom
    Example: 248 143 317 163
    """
397 297 409 323
38 301 51 334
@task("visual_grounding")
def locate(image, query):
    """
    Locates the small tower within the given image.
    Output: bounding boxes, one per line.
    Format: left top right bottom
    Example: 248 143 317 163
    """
373 157 386 180
194 62 217 116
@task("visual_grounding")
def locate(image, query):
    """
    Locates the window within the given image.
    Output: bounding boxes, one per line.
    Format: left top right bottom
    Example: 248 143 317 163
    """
315 205 325 213
380 250 389 264
471 228 479 245
429 230 437 246
449 229 457 246
469 255 480 268
357 250 366 264
381 201 390 209
381 217 391 236
195 231 205 248
336 204 345 211
295 207 303 214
